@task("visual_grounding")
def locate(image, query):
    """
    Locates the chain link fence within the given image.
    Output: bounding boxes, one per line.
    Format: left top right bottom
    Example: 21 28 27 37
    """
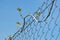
7 0 60 40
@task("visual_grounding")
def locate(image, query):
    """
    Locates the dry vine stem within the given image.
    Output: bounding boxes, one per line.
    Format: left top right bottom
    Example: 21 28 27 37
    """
8 0 55 40
20 0 55 32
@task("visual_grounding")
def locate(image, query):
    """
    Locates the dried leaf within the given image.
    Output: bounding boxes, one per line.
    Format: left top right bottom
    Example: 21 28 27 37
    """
17 8 22 12
16 21 21 25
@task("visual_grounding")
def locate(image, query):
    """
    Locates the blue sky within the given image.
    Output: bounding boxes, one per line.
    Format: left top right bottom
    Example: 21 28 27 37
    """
0 0 43 40
0 0 60 40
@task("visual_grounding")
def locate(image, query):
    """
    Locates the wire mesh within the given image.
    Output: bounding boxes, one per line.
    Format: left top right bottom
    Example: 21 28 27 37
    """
7 0 60 40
